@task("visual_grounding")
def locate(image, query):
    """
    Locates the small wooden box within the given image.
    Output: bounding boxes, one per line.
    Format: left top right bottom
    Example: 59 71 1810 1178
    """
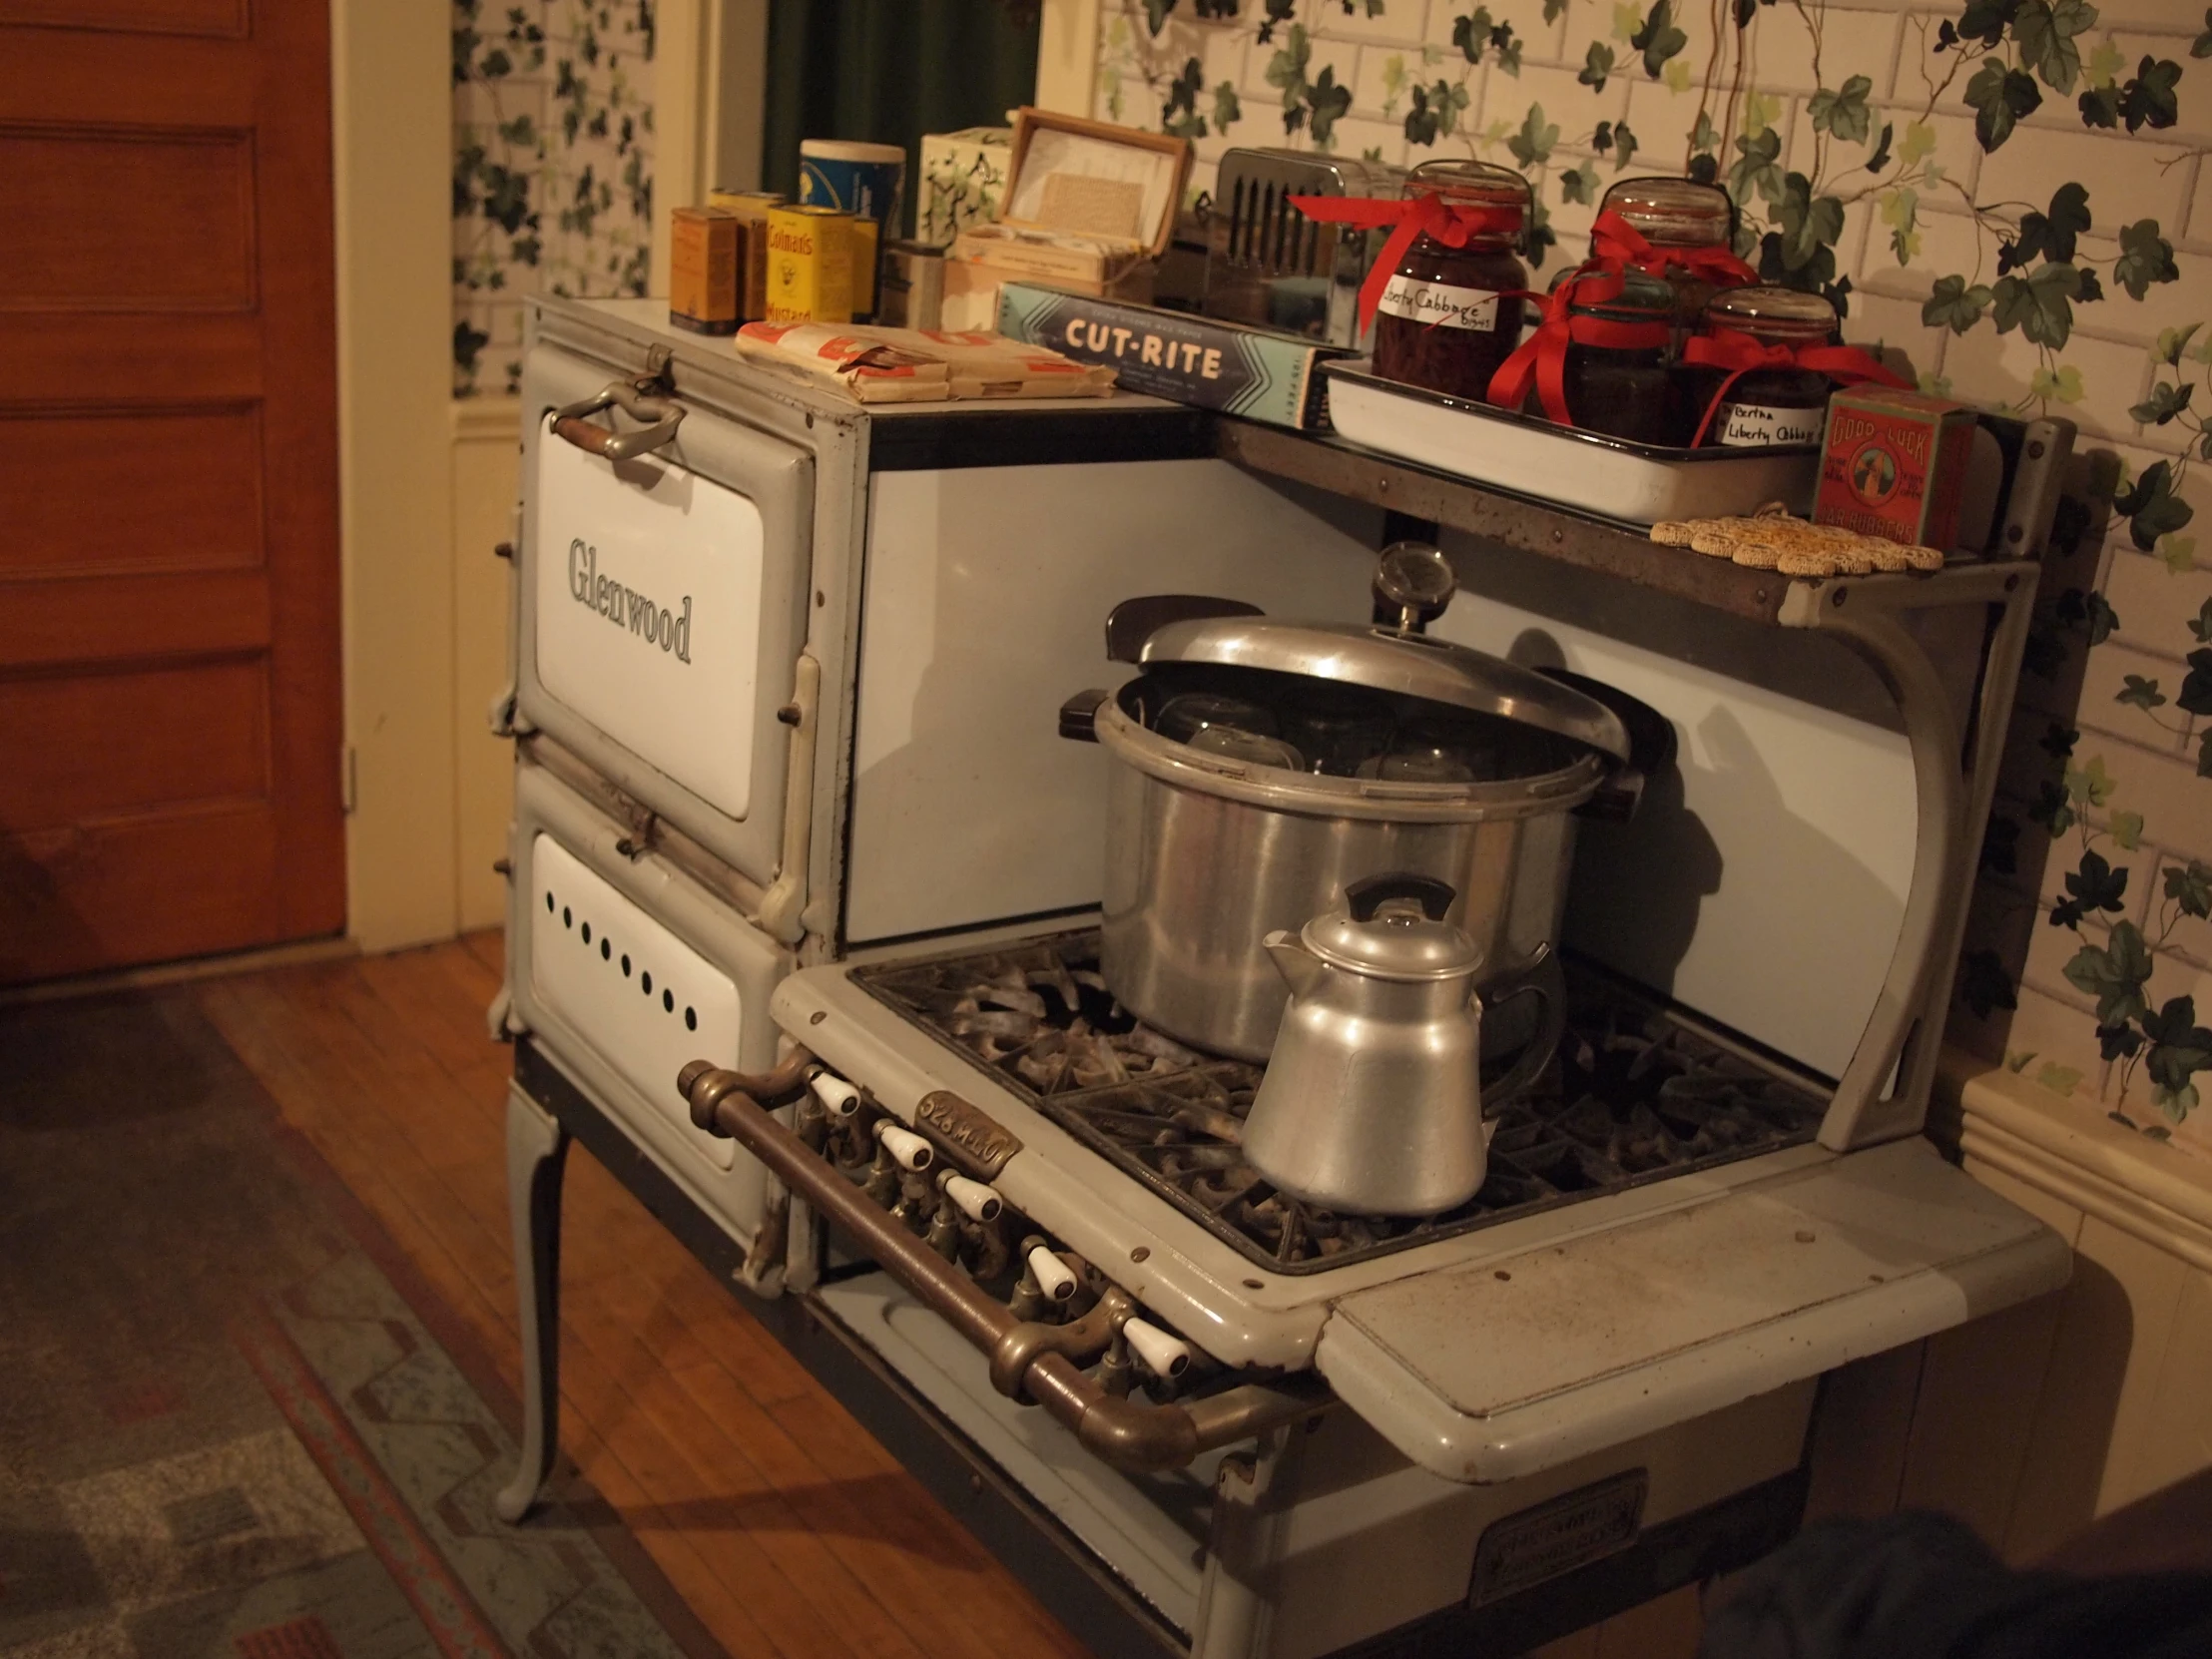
944 108 1189 320
670 207 741 334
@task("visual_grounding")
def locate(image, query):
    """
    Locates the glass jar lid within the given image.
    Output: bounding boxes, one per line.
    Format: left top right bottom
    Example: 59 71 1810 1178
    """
1705 283 1838 343
1600 176 1733 248
1405 159 1530 228
1568 268 1677 321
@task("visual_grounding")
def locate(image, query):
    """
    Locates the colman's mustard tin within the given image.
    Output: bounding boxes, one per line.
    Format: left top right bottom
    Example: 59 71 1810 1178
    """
765 204 854 325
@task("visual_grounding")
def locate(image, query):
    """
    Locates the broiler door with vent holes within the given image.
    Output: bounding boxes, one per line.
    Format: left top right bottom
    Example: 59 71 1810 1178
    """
507 758 793 1239
517 344 813 888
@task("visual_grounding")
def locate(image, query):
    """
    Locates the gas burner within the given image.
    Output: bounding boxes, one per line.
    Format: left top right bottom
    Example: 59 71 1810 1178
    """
854 933 1828 1276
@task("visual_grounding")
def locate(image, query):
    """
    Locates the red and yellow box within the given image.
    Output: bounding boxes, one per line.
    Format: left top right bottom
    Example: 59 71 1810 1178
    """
670 206 742 334
1815 387 1977 551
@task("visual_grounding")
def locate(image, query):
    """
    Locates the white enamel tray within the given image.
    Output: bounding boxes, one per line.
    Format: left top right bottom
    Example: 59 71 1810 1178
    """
1322 359 1820 527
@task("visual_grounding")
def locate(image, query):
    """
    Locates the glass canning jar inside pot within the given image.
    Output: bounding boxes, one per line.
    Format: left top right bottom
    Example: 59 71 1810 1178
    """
1689 284 1840 448
1554 270 1693 446
1371 162 1531 401
1595 177 1744 335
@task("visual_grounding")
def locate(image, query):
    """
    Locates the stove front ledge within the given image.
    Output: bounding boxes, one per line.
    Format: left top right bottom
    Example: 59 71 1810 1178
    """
1314 1137 2074 1486
778 957 1862 1376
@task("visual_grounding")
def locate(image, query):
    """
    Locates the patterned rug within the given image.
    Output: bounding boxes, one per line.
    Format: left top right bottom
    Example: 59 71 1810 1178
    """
0 989 720 1659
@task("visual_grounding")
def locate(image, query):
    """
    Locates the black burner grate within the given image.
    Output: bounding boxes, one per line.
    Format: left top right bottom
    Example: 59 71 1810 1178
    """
852 932 1829 1276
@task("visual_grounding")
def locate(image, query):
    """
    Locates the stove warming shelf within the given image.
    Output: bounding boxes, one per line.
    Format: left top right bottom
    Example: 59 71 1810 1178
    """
852 931 1829 1276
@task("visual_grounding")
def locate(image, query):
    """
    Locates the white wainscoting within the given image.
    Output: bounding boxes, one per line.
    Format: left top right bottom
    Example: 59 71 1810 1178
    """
452 396 525 933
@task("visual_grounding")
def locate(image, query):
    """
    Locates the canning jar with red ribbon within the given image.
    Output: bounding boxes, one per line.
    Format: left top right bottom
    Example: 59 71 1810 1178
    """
1484 267 1689 443
1591 177 1753 343
1360 161 1531 400
1683 285 1910 447
1554 269 1697 444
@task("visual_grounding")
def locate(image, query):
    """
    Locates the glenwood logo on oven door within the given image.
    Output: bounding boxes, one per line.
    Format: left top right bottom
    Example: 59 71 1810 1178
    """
568 538 694 663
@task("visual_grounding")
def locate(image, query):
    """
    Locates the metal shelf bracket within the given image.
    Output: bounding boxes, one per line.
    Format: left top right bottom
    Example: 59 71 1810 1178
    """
1780 563 2038 1149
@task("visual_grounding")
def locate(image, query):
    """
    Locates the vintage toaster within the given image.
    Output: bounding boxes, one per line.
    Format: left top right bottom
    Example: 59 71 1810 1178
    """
1202 148 1406 347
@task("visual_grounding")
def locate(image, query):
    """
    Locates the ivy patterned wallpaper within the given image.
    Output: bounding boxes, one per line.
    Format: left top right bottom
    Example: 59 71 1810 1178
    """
452 0 657 397
1099 0 2212 1153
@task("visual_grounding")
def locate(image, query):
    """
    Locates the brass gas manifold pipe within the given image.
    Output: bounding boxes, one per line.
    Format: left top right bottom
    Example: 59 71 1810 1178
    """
679 1059 1328 1473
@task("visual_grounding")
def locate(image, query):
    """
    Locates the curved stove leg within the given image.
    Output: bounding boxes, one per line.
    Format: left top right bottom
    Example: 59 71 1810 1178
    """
497 1085 570 1523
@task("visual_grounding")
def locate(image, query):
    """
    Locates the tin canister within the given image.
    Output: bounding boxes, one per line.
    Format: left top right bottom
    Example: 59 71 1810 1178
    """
848 214 880 318
765 204 854 324
1815 387 1977 550
707 189 784 319
798 138 906 237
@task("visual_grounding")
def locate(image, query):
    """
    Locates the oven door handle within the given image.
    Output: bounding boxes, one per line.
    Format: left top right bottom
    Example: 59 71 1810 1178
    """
679 1058 1330 1473
550 378 688 462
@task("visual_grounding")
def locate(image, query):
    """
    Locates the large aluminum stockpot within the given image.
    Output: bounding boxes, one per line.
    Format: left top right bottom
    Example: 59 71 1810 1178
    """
1061 607 1651 1067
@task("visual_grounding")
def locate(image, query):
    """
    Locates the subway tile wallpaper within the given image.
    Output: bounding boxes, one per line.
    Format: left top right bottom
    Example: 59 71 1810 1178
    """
452 0 656 397
1096 0 2212 1154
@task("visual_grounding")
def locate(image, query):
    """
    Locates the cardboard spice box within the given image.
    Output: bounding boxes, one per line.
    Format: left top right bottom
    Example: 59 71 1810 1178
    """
995 281 1350 430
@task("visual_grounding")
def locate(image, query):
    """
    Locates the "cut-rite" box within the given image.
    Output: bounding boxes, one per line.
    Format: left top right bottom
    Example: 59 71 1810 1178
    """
994 282 1351 429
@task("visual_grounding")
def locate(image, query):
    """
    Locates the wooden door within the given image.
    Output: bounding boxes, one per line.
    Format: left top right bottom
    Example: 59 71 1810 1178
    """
0 2 345 983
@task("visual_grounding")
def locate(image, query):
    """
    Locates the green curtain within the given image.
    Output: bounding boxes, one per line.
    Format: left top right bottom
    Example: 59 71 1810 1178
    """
761 0 1041 239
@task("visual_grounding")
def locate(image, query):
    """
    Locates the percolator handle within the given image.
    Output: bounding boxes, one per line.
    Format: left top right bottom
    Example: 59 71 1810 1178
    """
1345 872 1456 923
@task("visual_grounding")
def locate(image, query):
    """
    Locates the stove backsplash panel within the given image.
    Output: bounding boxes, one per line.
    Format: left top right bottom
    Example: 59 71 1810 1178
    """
1430 554 1917 1082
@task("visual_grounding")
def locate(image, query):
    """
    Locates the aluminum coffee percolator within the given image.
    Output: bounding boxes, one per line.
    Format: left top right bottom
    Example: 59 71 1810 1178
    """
1241 872 1497 1218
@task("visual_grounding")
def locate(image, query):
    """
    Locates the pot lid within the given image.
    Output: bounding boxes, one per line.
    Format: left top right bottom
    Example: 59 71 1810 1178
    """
1302 874 1486 979
1135 617 1631 762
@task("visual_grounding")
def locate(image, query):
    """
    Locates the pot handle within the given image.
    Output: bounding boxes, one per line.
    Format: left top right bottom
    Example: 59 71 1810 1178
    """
1479 947 1563 1103
1537 667 1676 824
1059 688 1110 742
1345 871 1456 922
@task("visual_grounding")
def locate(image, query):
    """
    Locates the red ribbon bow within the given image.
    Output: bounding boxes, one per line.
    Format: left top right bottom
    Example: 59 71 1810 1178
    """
1289 193 1524 333
1482 270 1673 426
1587 209 1761 289
1680 326 1909 445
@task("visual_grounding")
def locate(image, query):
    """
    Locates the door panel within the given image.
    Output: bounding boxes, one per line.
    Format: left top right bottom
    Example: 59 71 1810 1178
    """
0 660 269 824
0 0 248 34
0 7 341 982
0 406 265 578
0 128 257 308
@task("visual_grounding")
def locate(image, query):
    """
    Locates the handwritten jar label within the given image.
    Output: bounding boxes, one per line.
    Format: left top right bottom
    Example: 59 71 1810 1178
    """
1714 400 1826 448
1377 275 1501 331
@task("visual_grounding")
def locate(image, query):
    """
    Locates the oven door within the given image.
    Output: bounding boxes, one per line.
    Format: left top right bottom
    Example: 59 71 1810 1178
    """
1315 1136 2073 1485
506 755 794 1239
517 343 813 886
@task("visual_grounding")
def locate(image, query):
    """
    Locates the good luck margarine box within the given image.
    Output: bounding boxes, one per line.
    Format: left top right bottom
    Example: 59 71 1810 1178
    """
995 282 1349 429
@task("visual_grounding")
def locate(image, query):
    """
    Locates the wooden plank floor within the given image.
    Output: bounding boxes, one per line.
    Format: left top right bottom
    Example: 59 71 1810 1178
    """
198 934 1090 1659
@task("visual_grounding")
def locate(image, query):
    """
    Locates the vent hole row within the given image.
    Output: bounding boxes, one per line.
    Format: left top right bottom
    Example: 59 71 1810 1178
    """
547 888 699 1029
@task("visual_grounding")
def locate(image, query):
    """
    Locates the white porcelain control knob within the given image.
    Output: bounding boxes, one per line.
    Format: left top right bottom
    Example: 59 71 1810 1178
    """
1026 1245 1077 1303
940 1173 1002 1222
810 1073 861 1118
1122 1318 1192 1380
875 1121 934 1171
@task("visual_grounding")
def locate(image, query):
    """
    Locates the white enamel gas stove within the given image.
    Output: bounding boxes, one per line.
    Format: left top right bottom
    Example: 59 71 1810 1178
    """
491 298 2072 1659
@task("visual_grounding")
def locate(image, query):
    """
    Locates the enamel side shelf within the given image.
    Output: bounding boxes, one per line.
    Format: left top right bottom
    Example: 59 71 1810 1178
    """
1321 358 1821 528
